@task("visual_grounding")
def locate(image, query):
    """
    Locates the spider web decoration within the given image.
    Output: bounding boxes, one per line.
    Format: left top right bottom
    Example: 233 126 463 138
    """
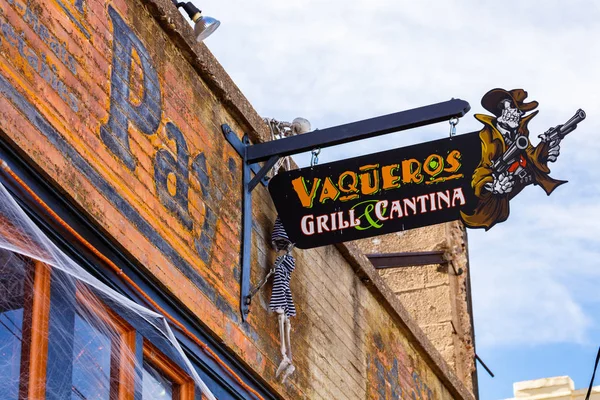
0 181 217 400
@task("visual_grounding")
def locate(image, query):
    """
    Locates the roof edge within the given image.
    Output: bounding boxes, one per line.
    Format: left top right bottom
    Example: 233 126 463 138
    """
140 0 270 144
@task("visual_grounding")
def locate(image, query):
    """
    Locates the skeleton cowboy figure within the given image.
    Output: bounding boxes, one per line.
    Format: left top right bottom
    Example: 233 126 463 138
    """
460 88 565 230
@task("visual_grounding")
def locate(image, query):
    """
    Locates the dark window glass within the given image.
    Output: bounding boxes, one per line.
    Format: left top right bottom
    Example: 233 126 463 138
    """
71 313 112 400
0 251 27 399
143 360 174 399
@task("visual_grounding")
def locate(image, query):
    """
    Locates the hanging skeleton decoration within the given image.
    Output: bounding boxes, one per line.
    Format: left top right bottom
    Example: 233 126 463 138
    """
264 117 312 177
269 217 296 383
260 116 311 383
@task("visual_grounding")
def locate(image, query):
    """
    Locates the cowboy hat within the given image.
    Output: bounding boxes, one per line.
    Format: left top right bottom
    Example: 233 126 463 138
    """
481 88 539 116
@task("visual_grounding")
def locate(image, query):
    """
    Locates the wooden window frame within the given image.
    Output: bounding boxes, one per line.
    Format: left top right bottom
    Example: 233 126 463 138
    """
143 339 195 400
18 260 51 400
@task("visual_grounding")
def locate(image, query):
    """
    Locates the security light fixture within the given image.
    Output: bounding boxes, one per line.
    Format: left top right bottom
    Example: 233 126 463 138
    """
175 2 220 42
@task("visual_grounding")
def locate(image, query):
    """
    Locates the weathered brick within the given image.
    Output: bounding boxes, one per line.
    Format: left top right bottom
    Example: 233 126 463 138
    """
0 0 475 398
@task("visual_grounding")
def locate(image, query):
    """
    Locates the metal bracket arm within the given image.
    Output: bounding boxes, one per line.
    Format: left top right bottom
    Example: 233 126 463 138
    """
246 98 471 163
248 155 279 192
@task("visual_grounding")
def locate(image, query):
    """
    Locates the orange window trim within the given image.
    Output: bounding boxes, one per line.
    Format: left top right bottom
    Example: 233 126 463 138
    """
19 260 51 400
143 340 195 400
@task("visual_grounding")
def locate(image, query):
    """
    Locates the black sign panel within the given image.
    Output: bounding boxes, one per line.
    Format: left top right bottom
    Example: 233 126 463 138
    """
269 132 482 249
268 88 585 250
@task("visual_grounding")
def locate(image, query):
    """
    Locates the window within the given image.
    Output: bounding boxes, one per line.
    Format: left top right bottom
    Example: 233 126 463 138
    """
143 341 194 400
143 360 174 399
73 288 136 400
0 249 197 400
71 313 113 399
0 252 29 399
0 148 273 400
0 254 50 400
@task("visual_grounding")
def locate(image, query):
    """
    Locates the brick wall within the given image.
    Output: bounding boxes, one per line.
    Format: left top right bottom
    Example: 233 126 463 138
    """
356 222 477 395
0 0 474 398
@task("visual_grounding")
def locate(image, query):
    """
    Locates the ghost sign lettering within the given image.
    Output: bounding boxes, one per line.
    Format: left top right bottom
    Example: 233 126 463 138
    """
269 89 586 249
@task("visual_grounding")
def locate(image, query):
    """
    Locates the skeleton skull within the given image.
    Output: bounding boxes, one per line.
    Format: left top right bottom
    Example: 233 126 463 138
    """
497 99 522 130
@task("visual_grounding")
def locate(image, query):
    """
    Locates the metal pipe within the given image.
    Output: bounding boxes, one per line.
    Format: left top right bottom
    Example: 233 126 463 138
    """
475 354 494 378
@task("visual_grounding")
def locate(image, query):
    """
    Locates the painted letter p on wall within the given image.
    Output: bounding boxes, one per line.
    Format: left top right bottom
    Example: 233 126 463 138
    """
100 6 162 171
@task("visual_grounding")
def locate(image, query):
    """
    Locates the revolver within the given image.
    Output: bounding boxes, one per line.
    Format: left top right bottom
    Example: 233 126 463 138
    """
492 135 530 181
540 109 586 143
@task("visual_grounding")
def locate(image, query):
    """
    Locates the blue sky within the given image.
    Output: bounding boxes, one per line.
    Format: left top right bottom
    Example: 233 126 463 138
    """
190 0 600 398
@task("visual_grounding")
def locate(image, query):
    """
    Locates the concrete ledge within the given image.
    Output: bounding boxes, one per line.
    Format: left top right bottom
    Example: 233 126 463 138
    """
507 376 600 400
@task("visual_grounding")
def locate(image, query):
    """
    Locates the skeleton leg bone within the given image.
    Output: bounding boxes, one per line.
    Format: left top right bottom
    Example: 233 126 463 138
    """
280 316 295 382
275 308 293 380
285 316 292 360
277 309 286 356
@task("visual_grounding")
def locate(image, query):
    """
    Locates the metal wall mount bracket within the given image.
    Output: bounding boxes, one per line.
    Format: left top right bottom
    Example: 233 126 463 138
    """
222 98 471 321
222 125 279 321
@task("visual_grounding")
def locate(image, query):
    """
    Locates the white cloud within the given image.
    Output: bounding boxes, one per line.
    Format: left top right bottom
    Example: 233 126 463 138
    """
468 220 594 347
195 0 600 347
469 256 591 346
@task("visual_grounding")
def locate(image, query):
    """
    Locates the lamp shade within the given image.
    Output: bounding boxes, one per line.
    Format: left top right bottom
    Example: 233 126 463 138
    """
194 15 220 42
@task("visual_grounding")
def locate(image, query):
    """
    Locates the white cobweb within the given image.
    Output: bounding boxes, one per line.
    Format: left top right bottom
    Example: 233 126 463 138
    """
0 180 216 400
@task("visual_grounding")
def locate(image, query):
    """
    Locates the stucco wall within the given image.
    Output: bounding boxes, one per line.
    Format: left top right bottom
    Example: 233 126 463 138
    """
0 0 474 398
356 221 477 394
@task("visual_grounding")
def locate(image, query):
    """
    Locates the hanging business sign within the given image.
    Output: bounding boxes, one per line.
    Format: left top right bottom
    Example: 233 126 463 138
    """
268 88 586 249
